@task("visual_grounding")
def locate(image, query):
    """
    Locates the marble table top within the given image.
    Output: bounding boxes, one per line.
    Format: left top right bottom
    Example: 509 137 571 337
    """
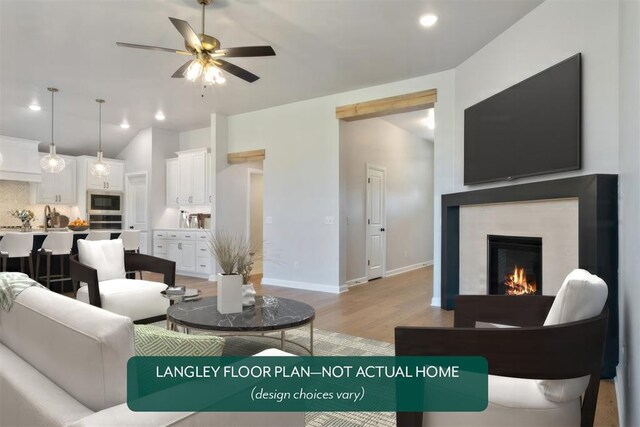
167 295 315 332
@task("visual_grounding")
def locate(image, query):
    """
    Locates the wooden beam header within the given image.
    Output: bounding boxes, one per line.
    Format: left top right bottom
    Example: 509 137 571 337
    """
335 89 437 121
227 149 266 164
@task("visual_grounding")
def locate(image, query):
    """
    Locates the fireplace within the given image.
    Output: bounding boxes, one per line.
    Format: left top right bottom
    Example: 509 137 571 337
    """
487 235 542 295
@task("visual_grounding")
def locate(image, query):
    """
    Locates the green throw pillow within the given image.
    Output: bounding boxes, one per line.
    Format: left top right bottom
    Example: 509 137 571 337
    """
134 324 225 356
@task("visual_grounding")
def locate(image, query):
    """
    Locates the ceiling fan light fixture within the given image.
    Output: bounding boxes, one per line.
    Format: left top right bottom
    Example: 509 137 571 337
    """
41 87 66 174
185 60 204 81
203 63 225 85
90 99 110 177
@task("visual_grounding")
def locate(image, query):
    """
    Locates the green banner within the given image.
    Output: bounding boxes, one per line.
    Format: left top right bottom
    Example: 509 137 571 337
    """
128 356 487 412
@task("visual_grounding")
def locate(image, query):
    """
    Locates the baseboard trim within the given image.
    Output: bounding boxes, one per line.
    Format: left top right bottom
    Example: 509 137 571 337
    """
346 277 368 288
386 261 433 277
431 297 441 307
261 277 345 294
614 367 625 427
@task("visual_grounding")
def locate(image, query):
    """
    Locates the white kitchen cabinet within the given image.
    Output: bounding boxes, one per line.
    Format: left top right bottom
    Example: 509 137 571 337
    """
153 229 212 278
36 156 76 205
177 149 207 206
86 158 124 191
166 158 179 207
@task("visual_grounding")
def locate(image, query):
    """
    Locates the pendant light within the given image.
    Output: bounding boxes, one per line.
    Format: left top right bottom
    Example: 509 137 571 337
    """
90 99 110 177
40 87 66 173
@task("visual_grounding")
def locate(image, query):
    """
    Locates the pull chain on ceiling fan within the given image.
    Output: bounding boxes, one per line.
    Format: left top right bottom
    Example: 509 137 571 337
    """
116 0 275 84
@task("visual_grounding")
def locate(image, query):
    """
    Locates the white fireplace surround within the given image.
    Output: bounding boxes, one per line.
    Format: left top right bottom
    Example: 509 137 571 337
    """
459 198 579 296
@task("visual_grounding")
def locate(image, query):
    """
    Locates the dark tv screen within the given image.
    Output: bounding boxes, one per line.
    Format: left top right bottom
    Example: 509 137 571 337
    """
464 53 581 185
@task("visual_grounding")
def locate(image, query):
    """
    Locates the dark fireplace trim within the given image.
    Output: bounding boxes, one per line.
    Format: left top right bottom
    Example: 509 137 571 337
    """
441 174 618 378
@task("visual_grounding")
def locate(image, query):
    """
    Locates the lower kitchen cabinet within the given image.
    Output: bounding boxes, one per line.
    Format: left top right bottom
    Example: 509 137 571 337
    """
153 229 213 278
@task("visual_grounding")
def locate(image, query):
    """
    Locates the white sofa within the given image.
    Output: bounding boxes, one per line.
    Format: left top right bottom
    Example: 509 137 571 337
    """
0 286 304 427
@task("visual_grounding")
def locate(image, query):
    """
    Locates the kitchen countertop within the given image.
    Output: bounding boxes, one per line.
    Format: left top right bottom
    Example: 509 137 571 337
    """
155 228 211 231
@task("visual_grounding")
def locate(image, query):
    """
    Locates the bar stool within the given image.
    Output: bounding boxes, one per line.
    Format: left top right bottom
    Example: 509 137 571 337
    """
86 231 112 241
36 232 74 291
119 230 140 252
118 230 141 279
0 233 34 278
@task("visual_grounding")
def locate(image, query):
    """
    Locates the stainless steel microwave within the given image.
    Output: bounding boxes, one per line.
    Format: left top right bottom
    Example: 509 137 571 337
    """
87 191 123 215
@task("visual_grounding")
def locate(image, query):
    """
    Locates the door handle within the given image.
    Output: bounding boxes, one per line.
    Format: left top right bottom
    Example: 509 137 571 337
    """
380 228 386 232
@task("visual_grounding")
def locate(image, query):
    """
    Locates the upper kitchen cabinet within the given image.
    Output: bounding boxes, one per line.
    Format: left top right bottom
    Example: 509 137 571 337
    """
35 155 76 204
166 158 179 207
177 148 207 206
0 136 42 182
84 158 124 191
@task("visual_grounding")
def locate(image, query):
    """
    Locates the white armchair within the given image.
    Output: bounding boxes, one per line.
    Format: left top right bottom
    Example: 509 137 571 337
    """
70 239 172 323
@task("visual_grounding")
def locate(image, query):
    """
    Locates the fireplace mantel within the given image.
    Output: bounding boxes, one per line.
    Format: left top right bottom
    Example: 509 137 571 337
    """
440 174 618 377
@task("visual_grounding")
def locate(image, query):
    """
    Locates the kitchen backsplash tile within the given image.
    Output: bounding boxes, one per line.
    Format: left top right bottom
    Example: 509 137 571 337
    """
0 181 77 226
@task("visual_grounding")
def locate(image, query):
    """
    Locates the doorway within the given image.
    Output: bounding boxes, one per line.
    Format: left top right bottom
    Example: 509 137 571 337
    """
247 169 264 274
124 172 148 254
366 164 386 280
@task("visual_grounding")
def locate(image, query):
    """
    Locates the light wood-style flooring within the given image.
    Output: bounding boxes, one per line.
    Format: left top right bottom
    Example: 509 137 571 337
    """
152 267 618 426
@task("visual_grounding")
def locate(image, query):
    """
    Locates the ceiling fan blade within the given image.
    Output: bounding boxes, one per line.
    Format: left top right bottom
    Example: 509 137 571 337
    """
171 60 194 78
214 59 260 83
213 46 276 58
116 42 191 55
169 17 202 52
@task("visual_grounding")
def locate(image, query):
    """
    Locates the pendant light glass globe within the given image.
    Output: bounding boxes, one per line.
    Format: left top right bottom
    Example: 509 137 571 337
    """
90 151 111 177
185 60 204 81
40 144 66 173
90 99 110 177
41 87 66 174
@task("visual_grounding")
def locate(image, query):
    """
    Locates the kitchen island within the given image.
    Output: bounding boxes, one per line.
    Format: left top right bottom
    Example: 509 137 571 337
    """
0 230 127 292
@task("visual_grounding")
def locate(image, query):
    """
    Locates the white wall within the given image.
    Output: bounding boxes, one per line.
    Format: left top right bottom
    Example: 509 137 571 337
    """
117 127 180 241
179 127 210 151
617 0 639 425
227 70 455 293
216 161 263 237
150 128 180 229
343 117 434 282
454 0 619 193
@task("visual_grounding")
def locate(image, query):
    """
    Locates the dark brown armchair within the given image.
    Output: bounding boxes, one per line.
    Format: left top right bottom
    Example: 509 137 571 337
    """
395 295 608 427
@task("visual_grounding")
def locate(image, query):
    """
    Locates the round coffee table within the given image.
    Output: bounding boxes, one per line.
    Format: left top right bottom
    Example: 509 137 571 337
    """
167 295 316 354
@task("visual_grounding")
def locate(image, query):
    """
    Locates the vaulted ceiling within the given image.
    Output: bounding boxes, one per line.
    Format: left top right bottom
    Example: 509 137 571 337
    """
0 0 542 156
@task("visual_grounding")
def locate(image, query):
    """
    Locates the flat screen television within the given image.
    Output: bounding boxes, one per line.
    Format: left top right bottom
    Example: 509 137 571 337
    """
464 53 581 185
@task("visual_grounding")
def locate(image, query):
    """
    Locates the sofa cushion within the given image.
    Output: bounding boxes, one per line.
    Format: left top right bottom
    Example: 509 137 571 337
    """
78 239 126 282
0 286 134 412
77 278 169 322
422 374 580 427
134 324 225 356
0 343 93 427
537 268 608 403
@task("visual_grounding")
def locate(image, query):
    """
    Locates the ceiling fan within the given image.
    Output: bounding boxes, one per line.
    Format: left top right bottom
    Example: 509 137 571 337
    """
116 0 275 84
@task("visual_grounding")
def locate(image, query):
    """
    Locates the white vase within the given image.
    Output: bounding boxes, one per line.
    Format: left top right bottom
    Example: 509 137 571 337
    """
217 273 243 314
242 283 256 307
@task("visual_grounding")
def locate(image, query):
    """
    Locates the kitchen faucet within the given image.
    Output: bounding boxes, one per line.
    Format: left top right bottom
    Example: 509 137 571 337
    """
44 205 52 232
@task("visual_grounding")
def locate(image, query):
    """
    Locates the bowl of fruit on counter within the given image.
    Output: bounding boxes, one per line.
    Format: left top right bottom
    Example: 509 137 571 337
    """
68 218 89 231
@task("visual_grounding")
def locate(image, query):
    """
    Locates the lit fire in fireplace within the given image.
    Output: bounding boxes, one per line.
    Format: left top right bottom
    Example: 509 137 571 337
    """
504 266 537 295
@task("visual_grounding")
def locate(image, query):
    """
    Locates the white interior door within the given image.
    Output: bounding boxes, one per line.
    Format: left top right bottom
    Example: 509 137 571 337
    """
366 165 386 280
125 173 148 231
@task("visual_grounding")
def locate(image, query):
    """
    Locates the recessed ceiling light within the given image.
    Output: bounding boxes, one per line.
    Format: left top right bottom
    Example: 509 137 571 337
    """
120 122 130 129
419 14 438 27
29 104 41 111
155 112 165 121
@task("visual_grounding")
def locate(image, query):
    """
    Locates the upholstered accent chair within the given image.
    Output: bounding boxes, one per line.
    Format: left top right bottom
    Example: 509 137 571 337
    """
395 269 609 427
70 239 174 323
